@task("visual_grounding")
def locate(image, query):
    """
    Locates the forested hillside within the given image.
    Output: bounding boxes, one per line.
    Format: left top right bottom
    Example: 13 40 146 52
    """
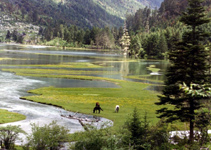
0 0 123 28
0 0 163 28
125 0 211 59
92 0 163 19
4 0 211 61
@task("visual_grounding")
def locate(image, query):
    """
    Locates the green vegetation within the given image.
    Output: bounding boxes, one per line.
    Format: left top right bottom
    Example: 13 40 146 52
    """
156 0 211 144
125 0 211 59
1 0 211 148
25 121 69 150
125 75 164 84
2 68 118 77
2 0 211 59
0 109 26 124
1 62 106 69
0 122 69 150
0 62 164 130
21 80 161 129
146 65 160 73
73 108 179 150
0 0 162 29
0 0 123 28
0 125 26 149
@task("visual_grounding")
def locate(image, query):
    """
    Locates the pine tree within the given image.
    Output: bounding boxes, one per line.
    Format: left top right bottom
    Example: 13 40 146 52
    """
120 22 131 56
156 0 210 143
158 33 168 59
124 108 149 149
129 35 144 58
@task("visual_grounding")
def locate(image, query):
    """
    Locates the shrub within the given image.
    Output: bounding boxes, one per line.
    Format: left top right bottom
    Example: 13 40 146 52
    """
0 125 26 150
74 124 121 150
25 121 69 150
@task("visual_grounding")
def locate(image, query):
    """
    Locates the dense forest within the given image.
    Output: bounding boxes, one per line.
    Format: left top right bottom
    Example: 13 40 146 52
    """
0 0 124 28
0 0 163 28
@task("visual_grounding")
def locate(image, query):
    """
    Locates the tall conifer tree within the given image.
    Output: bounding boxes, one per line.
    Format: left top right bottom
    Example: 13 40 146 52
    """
156 0 210 143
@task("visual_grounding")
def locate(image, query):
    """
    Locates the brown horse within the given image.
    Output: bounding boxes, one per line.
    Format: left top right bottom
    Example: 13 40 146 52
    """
93 106 103 113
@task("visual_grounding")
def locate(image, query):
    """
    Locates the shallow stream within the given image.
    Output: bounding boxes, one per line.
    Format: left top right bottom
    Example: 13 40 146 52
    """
0 44 168 145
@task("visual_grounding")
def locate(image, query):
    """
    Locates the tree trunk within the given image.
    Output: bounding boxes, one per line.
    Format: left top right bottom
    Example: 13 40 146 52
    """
189 118 194 143
189 99 194 143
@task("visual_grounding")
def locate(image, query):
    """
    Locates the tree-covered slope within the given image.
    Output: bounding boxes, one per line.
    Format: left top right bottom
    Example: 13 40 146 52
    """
0 0 124 28
93 0 144 19
0 0 164 28
159 0 211 19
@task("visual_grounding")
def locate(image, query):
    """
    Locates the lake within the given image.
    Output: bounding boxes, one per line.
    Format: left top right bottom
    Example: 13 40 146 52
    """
0 43 168 144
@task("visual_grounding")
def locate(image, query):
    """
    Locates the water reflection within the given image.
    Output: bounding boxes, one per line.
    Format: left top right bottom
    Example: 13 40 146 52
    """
0 44 169 144
0 44 168 84
0 70 112 145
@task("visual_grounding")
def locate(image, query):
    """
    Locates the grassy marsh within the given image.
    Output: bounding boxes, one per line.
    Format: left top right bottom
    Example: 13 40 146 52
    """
124 75 164 84
0 62 168 130
2 68 118 76
0 109 26 124
21 80 161 129
147 65 161 73
0 62 106 68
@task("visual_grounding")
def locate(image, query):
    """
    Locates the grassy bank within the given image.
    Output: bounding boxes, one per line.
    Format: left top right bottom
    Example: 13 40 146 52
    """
20 80 162 130
0 109 26 124
0 62 171 130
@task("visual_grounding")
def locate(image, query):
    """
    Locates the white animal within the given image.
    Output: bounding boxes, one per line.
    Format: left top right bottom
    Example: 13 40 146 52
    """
115 105 120 113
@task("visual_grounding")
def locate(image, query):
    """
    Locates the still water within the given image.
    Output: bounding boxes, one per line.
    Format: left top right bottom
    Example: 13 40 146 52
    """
0 44 168 145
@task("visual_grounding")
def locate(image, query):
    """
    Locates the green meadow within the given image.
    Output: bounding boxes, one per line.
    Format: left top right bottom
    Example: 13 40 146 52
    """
124 75 164 84
21 81 161 129
0 62 106 68
1 63 166 130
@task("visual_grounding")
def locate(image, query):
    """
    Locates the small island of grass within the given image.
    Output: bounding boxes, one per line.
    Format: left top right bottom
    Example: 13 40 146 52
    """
0 109 26 124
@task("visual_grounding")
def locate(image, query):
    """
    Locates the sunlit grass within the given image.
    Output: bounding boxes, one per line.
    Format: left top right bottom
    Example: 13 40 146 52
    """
147 65 161 73
1 63 166 129
2 68 118 75
0 62 106 68
0 58 29 61
0 62 171 130
124 75 164 83
0 109 26 124
21 80 163 130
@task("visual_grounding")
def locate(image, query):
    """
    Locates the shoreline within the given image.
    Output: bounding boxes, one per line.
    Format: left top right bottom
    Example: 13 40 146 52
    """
0 42 120 52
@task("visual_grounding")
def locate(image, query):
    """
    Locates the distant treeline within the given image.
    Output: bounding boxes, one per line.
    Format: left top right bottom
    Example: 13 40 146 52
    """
39 24 124 49
4 0 211 59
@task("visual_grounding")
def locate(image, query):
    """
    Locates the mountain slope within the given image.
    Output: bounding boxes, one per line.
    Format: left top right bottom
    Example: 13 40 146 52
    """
0 0 164 28
137 0 163 8
159 0 211 20
93 0 144 19
0 0 124 28
93 0 163 19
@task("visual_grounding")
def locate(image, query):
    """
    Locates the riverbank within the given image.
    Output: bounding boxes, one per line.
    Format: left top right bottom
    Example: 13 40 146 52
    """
1 66 163 129
0 55 167 130
20 80 161 130
1 42 117 52
0 109 26 124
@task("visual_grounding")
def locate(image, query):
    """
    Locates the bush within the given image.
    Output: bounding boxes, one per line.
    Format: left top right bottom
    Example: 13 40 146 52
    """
74 124 121 150
120 108 171 150
0 125 26 150
25 121 69 150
